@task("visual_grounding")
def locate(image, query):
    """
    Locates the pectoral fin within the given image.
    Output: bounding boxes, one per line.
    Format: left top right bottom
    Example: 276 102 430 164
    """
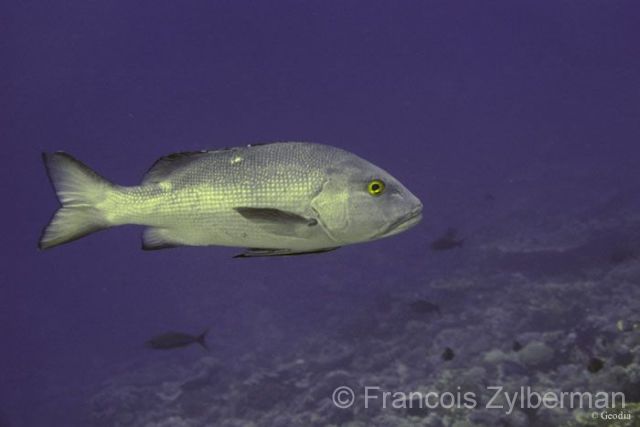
234 207 318 237
233 247 340 258
234 207 317 226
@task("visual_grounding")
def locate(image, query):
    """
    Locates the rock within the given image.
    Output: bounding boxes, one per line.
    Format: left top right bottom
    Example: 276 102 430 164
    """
404 397 430 417
311 341 355 371
482 349 511 365
517 341 555 368
241 372 293 412
612 347 634 367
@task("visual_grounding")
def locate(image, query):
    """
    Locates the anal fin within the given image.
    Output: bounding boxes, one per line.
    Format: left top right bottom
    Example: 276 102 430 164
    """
142 227 182 250
233 247 340 258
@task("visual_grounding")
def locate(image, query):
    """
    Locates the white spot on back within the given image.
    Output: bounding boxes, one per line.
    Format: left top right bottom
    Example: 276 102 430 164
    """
230 155 243 165
159 181 173 191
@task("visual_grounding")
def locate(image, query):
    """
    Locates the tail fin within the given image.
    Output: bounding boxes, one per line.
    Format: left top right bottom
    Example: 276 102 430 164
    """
195 328 209 350
39 152 113 250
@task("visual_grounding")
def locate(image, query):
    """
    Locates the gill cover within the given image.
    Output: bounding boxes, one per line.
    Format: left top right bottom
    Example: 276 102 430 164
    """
310 172 350 243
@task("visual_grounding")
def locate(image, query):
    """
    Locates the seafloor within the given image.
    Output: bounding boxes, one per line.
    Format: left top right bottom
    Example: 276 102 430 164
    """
84 161 640 427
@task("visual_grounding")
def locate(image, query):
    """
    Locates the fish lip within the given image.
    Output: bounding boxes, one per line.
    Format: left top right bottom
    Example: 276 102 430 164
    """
401 205 423 225
378 206 423 238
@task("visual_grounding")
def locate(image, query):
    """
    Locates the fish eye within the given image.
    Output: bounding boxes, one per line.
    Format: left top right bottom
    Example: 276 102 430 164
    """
367 179 385 196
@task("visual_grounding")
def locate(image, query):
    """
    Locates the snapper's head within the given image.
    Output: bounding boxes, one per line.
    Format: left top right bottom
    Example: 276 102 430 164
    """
311 150 422 245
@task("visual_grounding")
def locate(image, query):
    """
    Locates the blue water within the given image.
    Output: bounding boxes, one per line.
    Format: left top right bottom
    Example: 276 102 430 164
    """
3 2 640 426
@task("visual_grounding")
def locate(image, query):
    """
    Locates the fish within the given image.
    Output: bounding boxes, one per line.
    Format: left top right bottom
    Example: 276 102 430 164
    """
586 357 604 373
430 228 464 251
441 347 455 361
409 299 441 315
39 142 423 256
609 247 637 265
146 329 209 350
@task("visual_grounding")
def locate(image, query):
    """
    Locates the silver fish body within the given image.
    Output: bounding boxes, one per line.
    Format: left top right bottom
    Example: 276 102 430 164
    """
40 142 422 256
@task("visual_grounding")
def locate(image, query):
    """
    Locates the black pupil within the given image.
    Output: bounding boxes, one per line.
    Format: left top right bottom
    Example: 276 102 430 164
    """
372 183 380 191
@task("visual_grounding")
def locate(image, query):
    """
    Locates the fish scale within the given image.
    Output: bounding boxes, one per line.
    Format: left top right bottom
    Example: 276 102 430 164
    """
104 144 335 248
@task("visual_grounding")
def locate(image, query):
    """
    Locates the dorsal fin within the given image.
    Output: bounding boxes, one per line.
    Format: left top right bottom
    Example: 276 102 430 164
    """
142 151 210 184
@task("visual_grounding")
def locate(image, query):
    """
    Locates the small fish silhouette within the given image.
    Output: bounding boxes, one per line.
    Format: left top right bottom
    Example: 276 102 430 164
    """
441 347 455 361
146 329 209 350
430 228 464 251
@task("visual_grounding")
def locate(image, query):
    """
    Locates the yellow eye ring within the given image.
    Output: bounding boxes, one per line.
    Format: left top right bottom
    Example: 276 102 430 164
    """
367 179 385 196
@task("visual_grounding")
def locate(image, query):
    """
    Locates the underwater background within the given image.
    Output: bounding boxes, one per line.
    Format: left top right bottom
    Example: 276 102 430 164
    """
3 1 640 426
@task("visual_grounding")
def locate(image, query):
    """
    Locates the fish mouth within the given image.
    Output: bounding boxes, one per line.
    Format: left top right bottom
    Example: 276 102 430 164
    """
378 206 423 238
